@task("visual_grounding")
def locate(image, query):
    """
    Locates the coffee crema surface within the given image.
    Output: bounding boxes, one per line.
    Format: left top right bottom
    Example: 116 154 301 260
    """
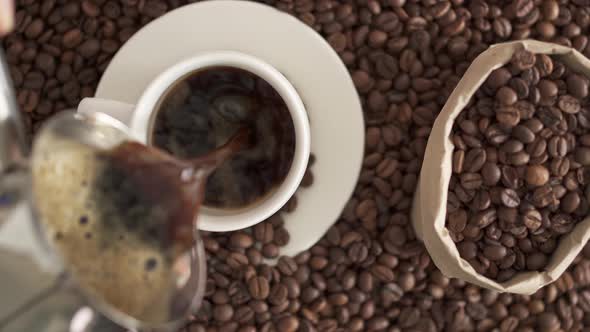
152 67 296 210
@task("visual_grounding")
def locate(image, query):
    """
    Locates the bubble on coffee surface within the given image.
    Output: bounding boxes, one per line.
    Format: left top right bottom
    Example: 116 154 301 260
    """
31 132 204 325
152 67 296 210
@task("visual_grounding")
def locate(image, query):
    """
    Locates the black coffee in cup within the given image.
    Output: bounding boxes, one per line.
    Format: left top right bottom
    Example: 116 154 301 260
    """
151 67 296 210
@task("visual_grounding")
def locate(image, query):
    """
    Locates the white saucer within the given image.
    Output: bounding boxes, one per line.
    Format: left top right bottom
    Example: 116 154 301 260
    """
95 0 364 257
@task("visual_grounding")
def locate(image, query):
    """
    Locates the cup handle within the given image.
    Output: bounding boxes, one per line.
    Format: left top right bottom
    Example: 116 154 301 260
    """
77 98 136 126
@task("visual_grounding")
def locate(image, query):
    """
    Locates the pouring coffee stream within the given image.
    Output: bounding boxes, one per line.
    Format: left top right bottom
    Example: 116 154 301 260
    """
96 127 251 255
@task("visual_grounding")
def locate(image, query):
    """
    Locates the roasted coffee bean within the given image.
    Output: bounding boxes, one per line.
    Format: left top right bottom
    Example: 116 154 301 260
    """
460 173 483 190
567 73 589 99
230 233 254 249
78 38 101 58
465 148 487 172
537 106 563 128
548 136 568 158
496 106 521 126
532 185 556 208
526 165 550 186
452 150 464 174
274 227 290 246
457 241 478 260
575 147 590 165
448 209 467 233
525 118 544 133
526 252 548 270
510 77 530 99
523 209 542 231
471 208 497 228
496 87 518 106
276 315 299 332
482 163 501 186
62 32 82 49
370 264 394 283
512 125 535 143
507 151 530 165
254 222 274 244
487 68 512 90
561 191 581 213
515 100 536 120
473 191 491 211
527 137 547 158
374 54 398 79
483 245 508 261
536 55 554 78
459 119 479 136
500 188 520 208
550 158 570 178
501 165 520 189
511 48 536 71
248 276 270 300
559 95 581 114
486 124 510 145
213 304 234 322
501 140 524 154
552 214 575 234
498 206 518 224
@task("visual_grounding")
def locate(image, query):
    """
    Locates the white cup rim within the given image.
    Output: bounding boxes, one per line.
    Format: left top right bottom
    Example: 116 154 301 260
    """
128 51 310 232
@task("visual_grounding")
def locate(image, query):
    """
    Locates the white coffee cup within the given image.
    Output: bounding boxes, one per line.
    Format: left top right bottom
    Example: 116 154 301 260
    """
78 51 310 232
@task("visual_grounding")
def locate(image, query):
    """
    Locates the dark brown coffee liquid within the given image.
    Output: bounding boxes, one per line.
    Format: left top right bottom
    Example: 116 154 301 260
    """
92 142 205 255
152 67 296 210
94 129 249 255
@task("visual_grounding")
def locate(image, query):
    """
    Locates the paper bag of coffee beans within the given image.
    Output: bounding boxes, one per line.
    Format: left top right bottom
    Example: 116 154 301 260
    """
413 40 590 294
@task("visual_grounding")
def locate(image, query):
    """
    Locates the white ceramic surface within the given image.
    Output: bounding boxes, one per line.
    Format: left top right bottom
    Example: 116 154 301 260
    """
79 51 311 233
94 0 364 256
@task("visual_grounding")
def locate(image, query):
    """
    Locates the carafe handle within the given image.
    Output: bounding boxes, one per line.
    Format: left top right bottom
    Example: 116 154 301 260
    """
77 98 135 128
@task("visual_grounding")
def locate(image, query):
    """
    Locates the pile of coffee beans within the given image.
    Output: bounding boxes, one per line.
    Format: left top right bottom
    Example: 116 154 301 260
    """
447 49 590 282
9 0 590 331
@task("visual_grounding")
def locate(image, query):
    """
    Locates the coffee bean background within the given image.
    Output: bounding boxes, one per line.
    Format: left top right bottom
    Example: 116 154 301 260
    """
8 0 590 331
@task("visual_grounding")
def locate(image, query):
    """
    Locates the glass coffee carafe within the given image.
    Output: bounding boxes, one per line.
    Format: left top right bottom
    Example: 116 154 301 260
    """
0 54 207 332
